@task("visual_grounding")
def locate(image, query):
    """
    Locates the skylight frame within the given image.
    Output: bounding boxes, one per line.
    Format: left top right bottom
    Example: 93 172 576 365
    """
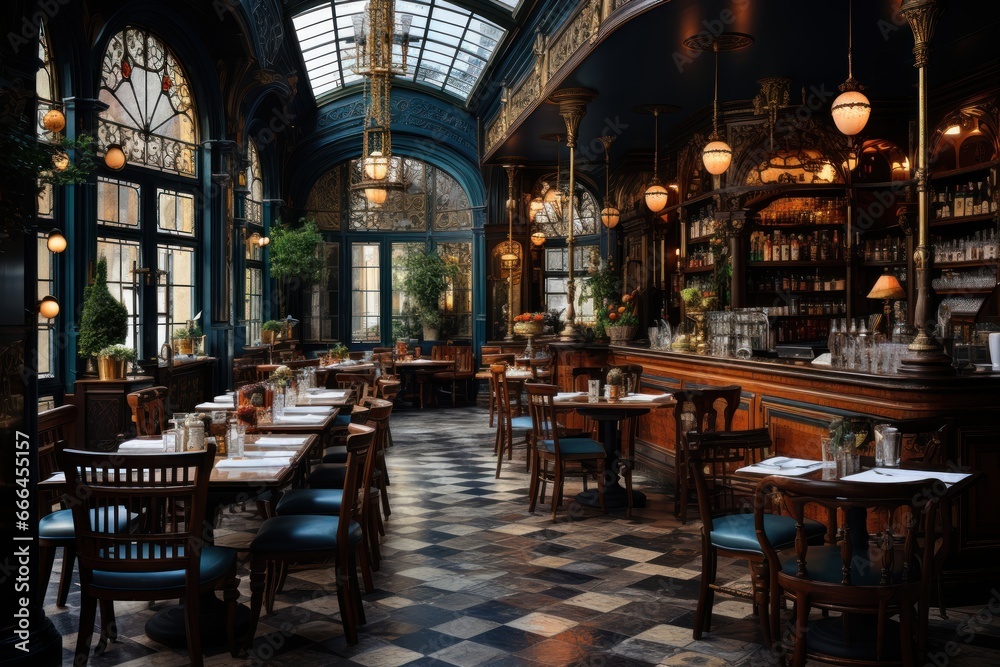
292 0 507 104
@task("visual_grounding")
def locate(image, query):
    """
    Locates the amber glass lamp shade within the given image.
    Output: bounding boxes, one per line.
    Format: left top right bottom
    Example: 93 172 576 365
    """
867 271 905 301
363 151 389 180
46 229 67 253
530 231 546 247
39 295 60 319
104 145 127 171
601 204 621 228
42 109 66 133
702 140 733 175
831 90 871 136
644 182 668 213
365 187 388 206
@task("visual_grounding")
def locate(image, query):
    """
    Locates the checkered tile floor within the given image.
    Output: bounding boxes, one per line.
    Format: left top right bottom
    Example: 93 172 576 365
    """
44 405 1000 666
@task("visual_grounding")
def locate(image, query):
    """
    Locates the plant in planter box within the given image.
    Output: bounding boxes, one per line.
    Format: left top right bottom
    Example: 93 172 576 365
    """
399 249 460 340
579 258 621 339
605 289 640 343
269 218 325 316
172 325 202 355
79 257 129 373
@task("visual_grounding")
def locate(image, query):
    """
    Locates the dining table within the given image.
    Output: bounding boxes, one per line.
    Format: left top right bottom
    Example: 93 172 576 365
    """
553 391 675 510
391 357 455 407
41 431 320 648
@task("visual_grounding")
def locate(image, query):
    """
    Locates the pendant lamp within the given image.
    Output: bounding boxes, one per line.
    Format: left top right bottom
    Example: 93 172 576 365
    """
831 0 871 136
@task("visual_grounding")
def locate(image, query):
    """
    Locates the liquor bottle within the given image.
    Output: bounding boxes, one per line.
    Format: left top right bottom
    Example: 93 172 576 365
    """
965 183 975 216
790 234 801 261
781 233 791 261
954 185 966 217
764 234 773 262
940 190 951 218
973 181 983 216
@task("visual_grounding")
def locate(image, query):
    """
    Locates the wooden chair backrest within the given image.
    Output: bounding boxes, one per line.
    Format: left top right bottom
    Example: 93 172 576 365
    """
233 356 259 388
483 353 515 367
452 346 474 373
39 404 78 450
671 385 741 438
127 386 170 436
525 383 563 454
688 428 773 530
571 366 608 393
490 363 514 433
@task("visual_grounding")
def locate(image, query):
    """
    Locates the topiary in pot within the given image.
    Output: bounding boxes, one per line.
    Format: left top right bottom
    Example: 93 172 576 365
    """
400 249 459 340
79 257 128 360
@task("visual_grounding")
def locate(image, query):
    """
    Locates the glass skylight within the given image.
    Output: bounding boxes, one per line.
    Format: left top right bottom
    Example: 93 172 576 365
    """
293 0 506 103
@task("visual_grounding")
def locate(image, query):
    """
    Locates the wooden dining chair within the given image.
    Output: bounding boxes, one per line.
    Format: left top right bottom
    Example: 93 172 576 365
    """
755 475 944 665
246 427 374 646
62 445 238 666
525 383 607 521
37 406 81 606
688 429 825 645
482 353 516 426
491 363 533 479
672 385 742 523
432 345 475 407
126 386 170 436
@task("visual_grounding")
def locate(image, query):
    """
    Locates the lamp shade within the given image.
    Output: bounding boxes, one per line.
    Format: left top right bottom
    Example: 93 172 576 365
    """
42 109 66 133
600 204 621 228
104 144 127 171
46 229 67 253
39 295 60 319
867 271 905 300
831 90 871 136
363 151 388 180
499 252 519 270
644 183 669 213
364 186 388 206
530 231 546 246
702 140 733 175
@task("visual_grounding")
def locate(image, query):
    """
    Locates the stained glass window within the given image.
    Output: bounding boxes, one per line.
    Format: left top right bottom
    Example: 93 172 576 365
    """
245 140 263 225
98 27 198 176
529 175 600 239
347 158 428 231
304 168 342 231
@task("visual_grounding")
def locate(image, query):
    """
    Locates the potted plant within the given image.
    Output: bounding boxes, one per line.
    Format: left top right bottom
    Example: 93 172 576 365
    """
605 289 640 344
78 257 129 376
95 344 136 381
269 217 325 317
261 320 283 345
512 312 545 336
400 249 460 341
579 258 622 339
172 324 203 356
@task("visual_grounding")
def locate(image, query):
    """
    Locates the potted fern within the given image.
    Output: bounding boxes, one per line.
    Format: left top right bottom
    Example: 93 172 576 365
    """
78 257 129 378
95 344 137 381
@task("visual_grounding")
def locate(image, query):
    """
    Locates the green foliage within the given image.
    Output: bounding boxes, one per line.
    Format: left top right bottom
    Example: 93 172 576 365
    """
0 130 97 237
400 249 460 329
97 344 137 362
261 320 284 332
269 217 325 284
78 258 128 358
172 325 202 338
392 308 421 340
579 259 622 337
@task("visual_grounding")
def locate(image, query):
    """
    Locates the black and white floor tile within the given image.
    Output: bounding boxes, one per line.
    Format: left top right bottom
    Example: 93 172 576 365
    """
44 405 1000 666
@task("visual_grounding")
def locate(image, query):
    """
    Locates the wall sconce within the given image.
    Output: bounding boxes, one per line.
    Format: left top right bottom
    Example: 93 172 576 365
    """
246 231 270 248
530 231 546 247
104 144 126 171
46 229 67 253
42 108 66 133
38 295 60 319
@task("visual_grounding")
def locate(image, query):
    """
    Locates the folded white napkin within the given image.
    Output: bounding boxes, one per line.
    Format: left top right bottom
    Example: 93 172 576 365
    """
214 394 235 404
118 440 166 451
216 457 291 469
840 468 971 486
254 436 309 445
618 393 673 403
196 402 237 411
282 406 333 414
243 450 294 458
736 457 824 477
307 390 348 397
554 392 586 401
276 414 326 423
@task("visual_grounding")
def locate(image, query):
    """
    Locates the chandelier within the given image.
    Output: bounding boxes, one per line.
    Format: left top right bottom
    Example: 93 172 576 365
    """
351 0 411 205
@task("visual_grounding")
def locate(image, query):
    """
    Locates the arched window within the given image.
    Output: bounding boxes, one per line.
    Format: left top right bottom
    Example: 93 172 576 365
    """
97 27 198 176
94 27 200 357
304 157 474 343
244 140 265 344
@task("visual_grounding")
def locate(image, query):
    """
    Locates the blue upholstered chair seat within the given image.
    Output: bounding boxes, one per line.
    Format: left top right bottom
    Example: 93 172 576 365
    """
510 415 533 430
38 507 138 541
251 515 362 552
779 545 917 586
90 544 236 591
333 413 352 427
539 437 605 456
274 488 344 515
322 446 348 463
710 513 825 554
308 463 347 488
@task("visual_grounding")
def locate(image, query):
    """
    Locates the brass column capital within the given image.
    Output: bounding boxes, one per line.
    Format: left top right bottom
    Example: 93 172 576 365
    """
548 88 597 149
900 0 945 67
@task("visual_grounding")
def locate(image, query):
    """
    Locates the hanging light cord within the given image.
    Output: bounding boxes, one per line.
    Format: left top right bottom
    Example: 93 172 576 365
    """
847 0 854 80
652 109 659 180
712 42 720 137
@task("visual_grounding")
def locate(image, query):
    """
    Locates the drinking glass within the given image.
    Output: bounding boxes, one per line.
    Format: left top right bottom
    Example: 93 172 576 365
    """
879 427 901 467
227 420 246 458
873 423 889 466
820 437 837 480
273 390 285 421
162 429 177 452
588 380 600 403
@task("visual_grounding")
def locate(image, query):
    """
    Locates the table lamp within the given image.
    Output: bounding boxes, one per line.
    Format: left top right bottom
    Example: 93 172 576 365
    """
867 269 906 340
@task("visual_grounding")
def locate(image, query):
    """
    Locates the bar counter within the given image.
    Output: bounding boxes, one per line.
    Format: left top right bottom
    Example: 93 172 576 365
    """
602 343 1000 603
